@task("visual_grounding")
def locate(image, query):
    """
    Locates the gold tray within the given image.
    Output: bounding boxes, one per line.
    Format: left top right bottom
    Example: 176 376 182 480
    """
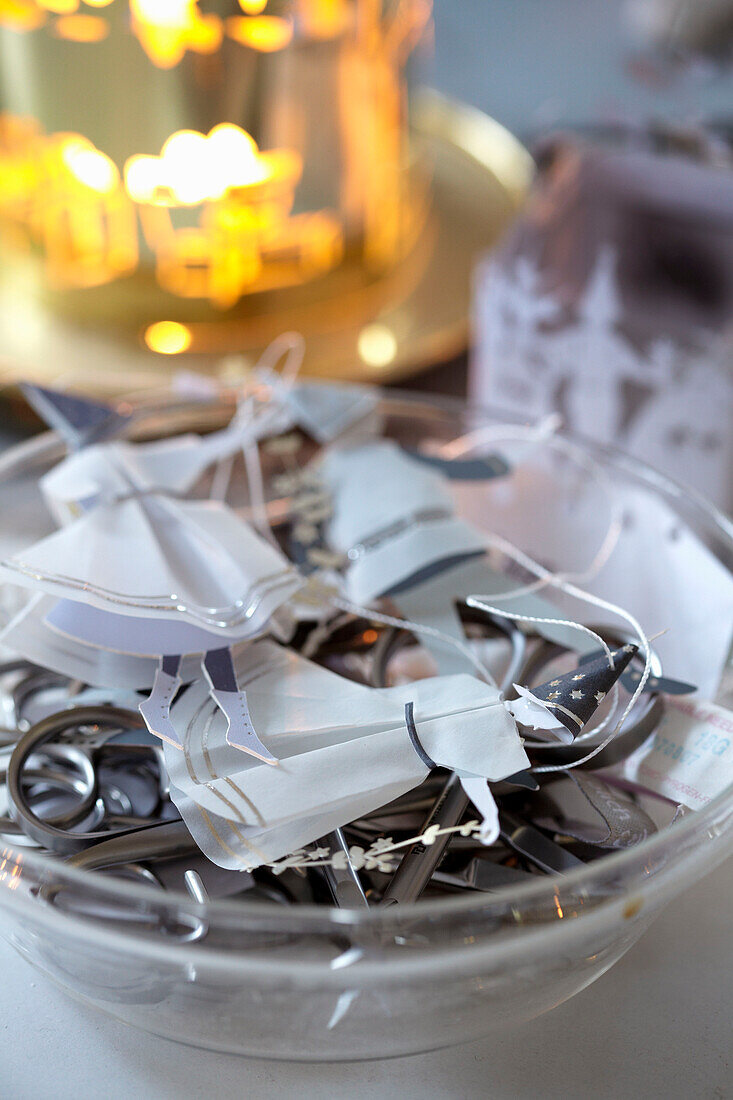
0 91 532 393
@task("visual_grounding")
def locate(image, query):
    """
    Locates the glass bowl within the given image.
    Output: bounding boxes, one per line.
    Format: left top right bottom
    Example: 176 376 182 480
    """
0 389 730 1062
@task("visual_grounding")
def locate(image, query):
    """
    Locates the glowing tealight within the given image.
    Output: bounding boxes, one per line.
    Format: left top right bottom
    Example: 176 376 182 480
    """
226 14 293 51
160 129 213 204
125 124 277 206
124 154 160 203
145 320 192 354
38 0 77 13
54 13 109 40
207 123 269 188
357 323 397 369
62 142 119 193
238 0 267 11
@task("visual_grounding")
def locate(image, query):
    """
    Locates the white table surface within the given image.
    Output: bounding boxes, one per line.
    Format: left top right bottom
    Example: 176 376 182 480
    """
0 858 730 1099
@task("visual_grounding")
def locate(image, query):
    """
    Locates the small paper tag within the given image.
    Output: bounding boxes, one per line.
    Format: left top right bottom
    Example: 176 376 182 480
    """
615 697 733 810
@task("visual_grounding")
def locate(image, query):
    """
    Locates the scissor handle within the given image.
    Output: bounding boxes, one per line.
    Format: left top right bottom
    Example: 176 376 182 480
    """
7 706 147 855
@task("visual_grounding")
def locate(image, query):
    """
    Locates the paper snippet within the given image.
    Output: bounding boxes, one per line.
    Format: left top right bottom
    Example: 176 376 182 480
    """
612 697 733 811
164 641 529 869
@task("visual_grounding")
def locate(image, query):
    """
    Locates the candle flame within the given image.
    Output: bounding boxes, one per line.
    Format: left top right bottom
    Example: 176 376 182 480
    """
225 14 293 51
125 124 286 206
61 139 119 193
130 0 221 67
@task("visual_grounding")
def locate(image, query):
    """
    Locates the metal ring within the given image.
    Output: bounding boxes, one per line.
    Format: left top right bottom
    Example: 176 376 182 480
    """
18 745 98 830
7 706 147 854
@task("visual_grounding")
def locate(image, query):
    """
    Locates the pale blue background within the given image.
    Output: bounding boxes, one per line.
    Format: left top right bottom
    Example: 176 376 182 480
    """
432 0 733 138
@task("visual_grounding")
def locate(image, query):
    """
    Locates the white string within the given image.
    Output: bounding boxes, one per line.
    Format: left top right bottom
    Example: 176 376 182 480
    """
328 595 497 686
243 434 277 546
209 333 306 527
465 596 614 664
439 416 562 460
255 331 305 385
300 612 354 660
466 530 652 770
485 509 624 605
227 331 305 438
441 416 624 602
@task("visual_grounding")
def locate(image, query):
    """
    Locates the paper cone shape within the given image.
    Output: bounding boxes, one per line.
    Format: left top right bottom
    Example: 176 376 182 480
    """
526 643 639 735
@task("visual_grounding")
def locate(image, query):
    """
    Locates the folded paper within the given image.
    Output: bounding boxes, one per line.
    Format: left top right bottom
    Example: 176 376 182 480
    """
0 384 304 760
163 641 530 869
508 644 638 737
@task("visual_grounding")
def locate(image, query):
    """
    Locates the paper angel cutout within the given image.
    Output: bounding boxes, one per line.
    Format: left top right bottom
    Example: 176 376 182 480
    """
162 641 530 869
317 441 581 680
319 440 488 605
0 384 304 761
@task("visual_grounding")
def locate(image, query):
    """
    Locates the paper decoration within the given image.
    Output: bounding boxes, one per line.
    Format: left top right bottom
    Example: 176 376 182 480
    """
509 644 638 737
319 439 488 606
0 348 726 900
163 640 530 869
472 248 733 512
610 696 733 811
578 647 697 696
255 370 381 445
0 384 303 759
21 384 131 451
449 447 733 700
317 440 591 682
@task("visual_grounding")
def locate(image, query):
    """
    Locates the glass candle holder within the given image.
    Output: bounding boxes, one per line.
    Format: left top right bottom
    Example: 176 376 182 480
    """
0 1 432 350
